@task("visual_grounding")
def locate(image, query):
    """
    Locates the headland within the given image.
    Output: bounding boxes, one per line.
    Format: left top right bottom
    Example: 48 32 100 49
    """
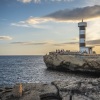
43 20 100 74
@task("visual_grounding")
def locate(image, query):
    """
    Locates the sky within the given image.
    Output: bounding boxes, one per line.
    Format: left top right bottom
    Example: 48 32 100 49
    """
0 0 100 55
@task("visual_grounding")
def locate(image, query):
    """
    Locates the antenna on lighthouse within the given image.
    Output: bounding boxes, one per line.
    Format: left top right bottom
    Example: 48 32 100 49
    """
82 19 83 22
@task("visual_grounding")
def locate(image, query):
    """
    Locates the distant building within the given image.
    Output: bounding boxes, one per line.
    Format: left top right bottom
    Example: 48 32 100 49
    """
78 20 93 54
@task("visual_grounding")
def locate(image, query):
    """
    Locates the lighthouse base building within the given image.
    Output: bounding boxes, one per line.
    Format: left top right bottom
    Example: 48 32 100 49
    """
78 20 93 54
80 47 93 54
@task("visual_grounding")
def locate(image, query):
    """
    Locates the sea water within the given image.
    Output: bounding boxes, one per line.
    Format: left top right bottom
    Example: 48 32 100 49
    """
0 55 95 86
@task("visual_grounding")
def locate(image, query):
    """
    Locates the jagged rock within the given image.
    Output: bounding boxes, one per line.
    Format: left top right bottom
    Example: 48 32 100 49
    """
0 83 58 100
43 54 100 73
1 79 100 100
21 83 58 100
52 79 100 100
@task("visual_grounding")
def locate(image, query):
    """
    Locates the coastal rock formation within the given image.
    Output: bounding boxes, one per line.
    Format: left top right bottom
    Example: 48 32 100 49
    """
52 79 100 100
43 54 100 73
1 79 100 100
0 83 59 100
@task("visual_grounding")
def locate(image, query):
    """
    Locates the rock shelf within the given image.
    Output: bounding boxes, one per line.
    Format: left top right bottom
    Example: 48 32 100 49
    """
43 54 100 73
0 79 100 100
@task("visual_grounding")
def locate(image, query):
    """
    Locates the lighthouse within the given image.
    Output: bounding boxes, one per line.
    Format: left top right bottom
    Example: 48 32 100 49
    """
78 20 93 54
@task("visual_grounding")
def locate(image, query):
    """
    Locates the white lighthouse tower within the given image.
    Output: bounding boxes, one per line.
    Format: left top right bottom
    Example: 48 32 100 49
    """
78 20 93 54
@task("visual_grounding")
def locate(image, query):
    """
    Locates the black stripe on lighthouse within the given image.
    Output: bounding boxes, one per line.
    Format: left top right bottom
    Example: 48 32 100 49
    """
79 29 85 47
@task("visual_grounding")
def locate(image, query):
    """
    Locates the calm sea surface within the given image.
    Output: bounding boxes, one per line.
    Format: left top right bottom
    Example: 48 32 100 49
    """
0 56 96 86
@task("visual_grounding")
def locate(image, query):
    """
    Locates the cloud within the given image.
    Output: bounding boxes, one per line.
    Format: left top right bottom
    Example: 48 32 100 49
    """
11 5 100 28
0 36 12 40
87 39 100 46
70 37 79 41
11 41 63 46
52 39 100 46
17 0 73 3
45 5 100 21
84 0 100 6
11 17 53 28
62 39 100 46
10 41 78 46
17 0 40 3
11 22 30 27
11 41 48 45
11 39 100 46
26 17 50 24
86 18 100 40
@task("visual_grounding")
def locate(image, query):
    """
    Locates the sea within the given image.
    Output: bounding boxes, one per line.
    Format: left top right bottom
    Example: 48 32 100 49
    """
0 55 97 87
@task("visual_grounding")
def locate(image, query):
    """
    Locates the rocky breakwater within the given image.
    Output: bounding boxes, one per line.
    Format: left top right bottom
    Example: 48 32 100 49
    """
43 54 100 73
1 79 100 100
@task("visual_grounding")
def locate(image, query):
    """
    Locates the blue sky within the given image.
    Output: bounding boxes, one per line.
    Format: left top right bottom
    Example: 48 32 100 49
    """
0 0 100 55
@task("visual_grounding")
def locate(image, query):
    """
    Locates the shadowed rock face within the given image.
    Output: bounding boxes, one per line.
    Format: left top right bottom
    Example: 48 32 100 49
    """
0 79 100 100
43 54 100 73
